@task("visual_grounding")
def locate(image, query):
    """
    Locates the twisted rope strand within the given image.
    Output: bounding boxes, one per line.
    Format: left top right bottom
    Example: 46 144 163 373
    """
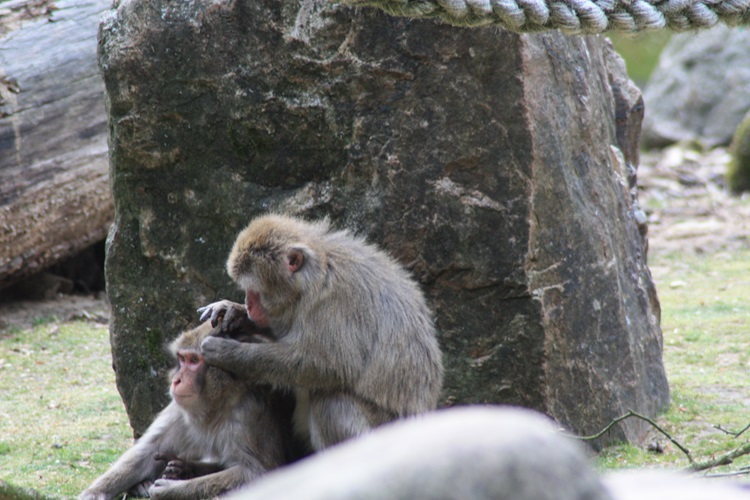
341 0 750 32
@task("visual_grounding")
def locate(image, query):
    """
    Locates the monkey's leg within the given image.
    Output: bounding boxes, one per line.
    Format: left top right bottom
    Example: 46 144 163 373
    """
149 464 263 499
80 428 171 500
308 392 375 449
80 408 187 500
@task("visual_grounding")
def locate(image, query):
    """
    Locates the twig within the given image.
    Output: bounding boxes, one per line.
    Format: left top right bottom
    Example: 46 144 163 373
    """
702 469 750 479
714 422 750 438
574 411 638 440
689 442 750 472
572 410 750 473
575 409 694 465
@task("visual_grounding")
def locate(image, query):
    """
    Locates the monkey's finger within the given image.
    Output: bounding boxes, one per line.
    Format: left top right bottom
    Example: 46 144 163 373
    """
198 304 226 327
197 305 214 322
162 463 184 479
210 307 227 327
222 307 244 330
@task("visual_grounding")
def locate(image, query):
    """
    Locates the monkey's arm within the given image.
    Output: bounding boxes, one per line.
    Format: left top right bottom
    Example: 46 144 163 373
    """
79 406 184 500
201 336 345 388
149 463 265 500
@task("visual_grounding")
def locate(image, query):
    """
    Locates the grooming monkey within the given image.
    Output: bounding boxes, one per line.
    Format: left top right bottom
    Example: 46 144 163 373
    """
80 322 290 500
199 214 444 451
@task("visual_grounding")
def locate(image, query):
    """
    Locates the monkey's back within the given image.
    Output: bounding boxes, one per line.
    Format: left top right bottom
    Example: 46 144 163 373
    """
306 227 444 416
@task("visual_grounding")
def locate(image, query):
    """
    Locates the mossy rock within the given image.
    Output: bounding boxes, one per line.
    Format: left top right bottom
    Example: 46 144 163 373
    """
728 109 750 194
0 481 51 500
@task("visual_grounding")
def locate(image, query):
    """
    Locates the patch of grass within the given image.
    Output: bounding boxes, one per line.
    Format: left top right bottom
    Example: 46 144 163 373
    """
0 479 51 500
0 320 131 498
595 250 750 473
3 250 750 494
30 316 60 328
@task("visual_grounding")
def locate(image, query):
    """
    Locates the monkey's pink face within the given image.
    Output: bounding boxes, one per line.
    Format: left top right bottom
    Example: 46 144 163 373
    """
245 289 270 328
171 350 203 407
233 245 306 329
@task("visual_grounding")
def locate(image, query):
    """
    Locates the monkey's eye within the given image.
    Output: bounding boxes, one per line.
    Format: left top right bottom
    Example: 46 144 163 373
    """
177 352 202 370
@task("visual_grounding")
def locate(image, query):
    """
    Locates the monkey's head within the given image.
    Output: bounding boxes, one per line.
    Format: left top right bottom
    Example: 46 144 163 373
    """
226 214 327 328
168 322 239 413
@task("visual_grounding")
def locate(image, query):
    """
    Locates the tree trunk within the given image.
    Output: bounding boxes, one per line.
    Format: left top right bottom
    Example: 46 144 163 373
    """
0 0 112 289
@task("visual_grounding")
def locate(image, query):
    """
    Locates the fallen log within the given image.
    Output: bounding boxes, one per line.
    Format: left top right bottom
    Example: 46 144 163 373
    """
0 0 112 289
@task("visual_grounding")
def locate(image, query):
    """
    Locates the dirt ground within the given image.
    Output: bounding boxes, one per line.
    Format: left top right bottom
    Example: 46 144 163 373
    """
0 144 745 329
0 292 110 331
639 146 750 255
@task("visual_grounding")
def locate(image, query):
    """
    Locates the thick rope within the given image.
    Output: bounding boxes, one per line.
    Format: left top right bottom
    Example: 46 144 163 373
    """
340 0 750 33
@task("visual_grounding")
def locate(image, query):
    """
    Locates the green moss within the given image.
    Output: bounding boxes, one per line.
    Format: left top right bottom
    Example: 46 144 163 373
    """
727 110 750 194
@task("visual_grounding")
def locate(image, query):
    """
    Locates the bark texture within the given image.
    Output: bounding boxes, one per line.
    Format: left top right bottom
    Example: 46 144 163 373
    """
99 0 669 444
0 0 112 288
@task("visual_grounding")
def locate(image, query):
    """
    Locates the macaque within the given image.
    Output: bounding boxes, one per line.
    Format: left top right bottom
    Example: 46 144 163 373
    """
80 321 289 500
198 214 444 451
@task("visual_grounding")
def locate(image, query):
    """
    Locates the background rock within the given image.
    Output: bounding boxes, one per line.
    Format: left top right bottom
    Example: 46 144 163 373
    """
231 406 613 500
229 406 750 500
642 25 750 148
99 0 668 443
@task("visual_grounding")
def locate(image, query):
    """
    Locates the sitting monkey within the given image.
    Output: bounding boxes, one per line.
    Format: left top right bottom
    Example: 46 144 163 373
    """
80 321 292 500
199 214 444 451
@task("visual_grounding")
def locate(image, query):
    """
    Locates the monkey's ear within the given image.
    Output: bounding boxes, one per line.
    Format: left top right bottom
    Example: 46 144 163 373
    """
286 246 309 273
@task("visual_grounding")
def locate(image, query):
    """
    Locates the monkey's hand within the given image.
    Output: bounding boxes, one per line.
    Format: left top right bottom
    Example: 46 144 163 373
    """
155 453 195 480
201 336 245 372
148 479 180 500
163 459 193 480
197 300 247 329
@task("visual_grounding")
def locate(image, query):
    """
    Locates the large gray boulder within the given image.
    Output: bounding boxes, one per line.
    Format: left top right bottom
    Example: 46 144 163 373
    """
230 406 613 500
642 25 750 148
99 0 668 443
226 406 750 500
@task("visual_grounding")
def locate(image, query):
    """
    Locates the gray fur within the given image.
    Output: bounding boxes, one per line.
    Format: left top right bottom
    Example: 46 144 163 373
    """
200 214 443 450
80 323 286 500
